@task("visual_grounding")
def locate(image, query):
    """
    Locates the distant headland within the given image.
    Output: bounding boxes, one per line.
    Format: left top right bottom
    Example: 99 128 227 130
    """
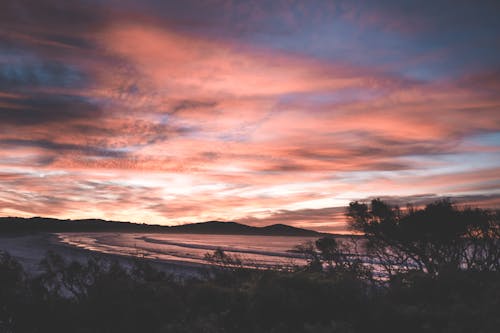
0 217 329 237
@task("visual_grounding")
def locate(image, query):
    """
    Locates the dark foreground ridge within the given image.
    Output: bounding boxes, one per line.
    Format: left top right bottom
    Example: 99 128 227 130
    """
0 217 326 236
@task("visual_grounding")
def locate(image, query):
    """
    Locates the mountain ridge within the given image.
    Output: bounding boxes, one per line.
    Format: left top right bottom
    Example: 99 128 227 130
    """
0 216 330 237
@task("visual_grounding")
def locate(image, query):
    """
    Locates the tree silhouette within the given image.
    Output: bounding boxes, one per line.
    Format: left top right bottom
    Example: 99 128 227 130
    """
347 199 500 276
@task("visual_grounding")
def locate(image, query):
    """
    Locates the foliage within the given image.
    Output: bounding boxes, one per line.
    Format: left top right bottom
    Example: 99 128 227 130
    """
347 199 500 276
0 248 498 333
204 248 243 269
294 237 372 281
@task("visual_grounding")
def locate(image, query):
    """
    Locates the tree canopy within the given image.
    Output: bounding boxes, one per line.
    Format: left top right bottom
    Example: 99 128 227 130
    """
347 199 500 276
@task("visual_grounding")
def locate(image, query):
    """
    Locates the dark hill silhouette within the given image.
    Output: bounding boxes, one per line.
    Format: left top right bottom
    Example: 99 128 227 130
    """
260 223 320 236
0 217 326 236
169 221 323 236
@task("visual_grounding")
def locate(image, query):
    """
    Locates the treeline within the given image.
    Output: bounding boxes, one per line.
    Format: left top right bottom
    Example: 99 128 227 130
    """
0 199 499 332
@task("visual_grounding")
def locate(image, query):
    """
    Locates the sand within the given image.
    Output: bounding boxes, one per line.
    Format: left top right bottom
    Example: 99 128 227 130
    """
0 232 205 278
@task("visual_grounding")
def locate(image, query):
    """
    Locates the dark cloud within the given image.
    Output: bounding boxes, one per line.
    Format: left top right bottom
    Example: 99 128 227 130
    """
33 155 58 167
457 68 500 93
0 61 87 90
200 151 221 160
0 1 110 132
288 133 461 166
0 0 108 36
171 100 218 114
343 133 460 157
0 93 101 126
356 193 500 208
0 139 126 158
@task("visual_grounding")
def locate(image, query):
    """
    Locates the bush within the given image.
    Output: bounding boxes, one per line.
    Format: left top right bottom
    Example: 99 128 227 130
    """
0 250 499 332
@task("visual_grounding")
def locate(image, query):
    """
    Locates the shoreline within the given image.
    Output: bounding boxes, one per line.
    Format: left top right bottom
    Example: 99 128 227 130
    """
0 232 208 278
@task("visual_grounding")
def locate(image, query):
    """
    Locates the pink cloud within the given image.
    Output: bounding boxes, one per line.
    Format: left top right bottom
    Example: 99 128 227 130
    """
0 12 499 232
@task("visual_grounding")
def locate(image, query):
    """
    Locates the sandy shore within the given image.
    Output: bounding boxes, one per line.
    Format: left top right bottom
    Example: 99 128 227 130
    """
0 232 206 278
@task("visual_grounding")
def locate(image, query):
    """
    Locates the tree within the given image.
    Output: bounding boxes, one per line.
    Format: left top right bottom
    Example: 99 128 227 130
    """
294 237 371 281
347 199 500 277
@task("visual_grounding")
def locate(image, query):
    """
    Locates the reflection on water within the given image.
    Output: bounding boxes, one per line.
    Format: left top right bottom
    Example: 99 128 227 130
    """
57 233 321 268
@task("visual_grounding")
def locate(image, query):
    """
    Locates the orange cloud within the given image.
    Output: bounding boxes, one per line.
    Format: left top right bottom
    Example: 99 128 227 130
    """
1 9 499 232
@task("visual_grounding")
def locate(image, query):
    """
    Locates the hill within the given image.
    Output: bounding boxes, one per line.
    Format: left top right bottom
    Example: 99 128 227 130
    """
169 221 323 236
0 217 326 237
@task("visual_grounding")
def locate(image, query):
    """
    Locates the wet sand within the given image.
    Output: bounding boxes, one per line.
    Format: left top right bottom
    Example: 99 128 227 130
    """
0 232 206 278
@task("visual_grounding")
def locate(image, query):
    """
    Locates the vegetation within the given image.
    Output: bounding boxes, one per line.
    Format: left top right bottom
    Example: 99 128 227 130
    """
347 199 500 276
0 199 499 332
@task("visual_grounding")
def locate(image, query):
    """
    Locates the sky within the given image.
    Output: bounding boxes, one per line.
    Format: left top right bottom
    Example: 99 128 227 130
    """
0 0 499 233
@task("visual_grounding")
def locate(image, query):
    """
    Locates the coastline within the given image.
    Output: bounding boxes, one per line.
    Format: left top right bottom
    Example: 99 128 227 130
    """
0 232 207 278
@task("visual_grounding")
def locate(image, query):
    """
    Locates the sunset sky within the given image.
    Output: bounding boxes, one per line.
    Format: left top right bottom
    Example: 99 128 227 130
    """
1 0 499 232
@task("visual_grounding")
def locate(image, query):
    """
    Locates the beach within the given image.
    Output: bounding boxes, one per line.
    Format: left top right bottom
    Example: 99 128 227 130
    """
0 233 206 278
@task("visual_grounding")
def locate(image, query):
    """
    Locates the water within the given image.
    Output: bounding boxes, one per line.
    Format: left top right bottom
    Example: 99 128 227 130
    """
57 233 321 268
